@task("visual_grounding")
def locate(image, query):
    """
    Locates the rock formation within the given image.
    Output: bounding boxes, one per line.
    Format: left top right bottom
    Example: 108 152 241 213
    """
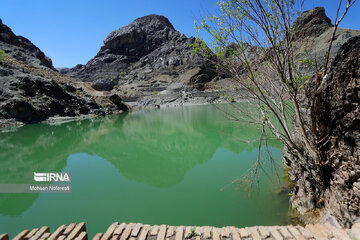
284 35 360 227
0 19 55 70
293 7 333 39
0 19 129 126
66 14 216 95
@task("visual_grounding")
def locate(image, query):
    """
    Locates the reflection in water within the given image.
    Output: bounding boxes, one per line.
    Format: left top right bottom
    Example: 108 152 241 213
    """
0 104 288 237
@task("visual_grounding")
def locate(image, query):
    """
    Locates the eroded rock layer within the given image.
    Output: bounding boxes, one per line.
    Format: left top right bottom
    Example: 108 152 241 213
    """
65 14 216 94
284 36 360 227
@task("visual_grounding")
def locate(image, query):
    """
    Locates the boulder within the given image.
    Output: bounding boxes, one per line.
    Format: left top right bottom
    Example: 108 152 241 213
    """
109 94 130 111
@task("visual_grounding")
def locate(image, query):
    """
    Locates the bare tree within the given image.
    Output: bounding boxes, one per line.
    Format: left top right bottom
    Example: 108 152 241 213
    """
194 0 356 187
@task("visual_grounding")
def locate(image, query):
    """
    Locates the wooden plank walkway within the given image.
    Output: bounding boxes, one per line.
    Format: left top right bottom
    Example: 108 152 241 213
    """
2 222 360 240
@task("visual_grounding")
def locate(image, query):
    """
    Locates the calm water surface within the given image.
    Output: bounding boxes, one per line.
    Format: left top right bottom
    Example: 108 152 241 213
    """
0 104 290 237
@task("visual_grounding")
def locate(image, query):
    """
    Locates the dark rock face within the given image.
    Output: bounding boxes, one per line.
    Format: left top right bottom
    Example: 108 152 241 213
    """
189 67 217 91
102 14 176 60
284 36 360 227
320 36 360 227
0 19 129 125
0 65 102 124
66 14 215 93
92 78 118 91
108 94 129 112
0 19 55 70
293 7 333 39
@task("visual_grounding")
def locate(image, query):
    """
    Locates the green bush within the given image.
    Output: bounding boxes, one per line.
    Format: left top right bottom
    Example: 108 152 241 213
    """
0 49 7 62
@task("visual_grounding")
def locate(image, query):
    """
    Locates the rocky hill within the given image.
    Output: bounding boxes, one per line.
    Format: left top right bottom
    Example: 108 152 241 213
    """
0 19 129 127
283 35 360 228
63 10 360 109
281 8 360 228
65 14 220 108
0 19 55 70
1 8 359 125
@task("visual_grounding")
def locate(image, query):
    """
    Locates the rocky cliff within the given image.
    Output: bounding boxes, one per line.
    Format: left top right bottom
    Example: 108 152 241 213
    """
284 34 360 227
0 19 54 70
65 14 218 107
0 19 129 126
293 7 333 39
280 7 360 228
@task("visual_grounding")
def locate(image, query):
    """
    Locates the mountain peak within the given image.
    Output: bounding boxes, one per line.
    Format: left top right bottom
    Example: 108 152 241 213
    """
132 14 175 30
293 7 333 39
101 14 181 59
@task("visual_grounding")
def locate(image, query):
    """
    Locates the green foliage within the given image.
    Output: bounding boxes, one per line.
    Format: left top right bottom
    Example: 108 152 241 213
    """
0 49 7 62
190 38 213 58
228 96 235 103
113 85 119 89
186 228 199 239
193 0 309 154
152 90 159 94
293 74 310 89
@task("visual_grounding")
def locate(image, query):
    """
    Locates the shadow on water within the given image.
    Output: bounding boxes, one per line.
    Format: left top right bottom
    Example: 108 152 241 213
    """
0 104 288 236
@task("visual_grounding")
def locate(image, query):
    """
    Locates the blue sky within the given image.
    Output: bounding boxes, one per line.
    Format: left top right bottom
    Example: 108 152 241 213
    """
1 0 359 68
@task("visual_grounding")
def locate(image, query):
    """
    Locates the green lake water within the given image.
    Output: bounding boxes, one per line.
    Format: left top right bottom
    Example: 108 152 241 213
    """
0 104 290 237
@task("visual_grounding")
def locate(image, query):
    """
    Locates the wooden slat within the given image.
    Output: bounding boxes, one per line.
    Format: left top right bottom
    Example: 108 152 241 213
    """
49 225 66 240
119 223 134 240
258 226 270 238
75 232 87 240
29 227 50 240
156 225 167 240
297 226 314 239
101 222 119 240
194 227 201 240
40 232 51 239
249 227 261 240
0 234 8 240
268 226 284 240
25 228 39 239
239 228 249 238
64 224 77 236
13 229 30 240
138 225 150 240
113 223 127 236
306 224 327 240
67 222 86 240
221 227 229 238
229 226 240 240
203 226 211 239
279 226 293 239
150 225 159 236
109 235 118 240
166 226 174 238
92 233 102 240
174 226 184 240
58 236 66 240
212 228 220 240
287 226 301 238
184 226 191 239
130 223 142 237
